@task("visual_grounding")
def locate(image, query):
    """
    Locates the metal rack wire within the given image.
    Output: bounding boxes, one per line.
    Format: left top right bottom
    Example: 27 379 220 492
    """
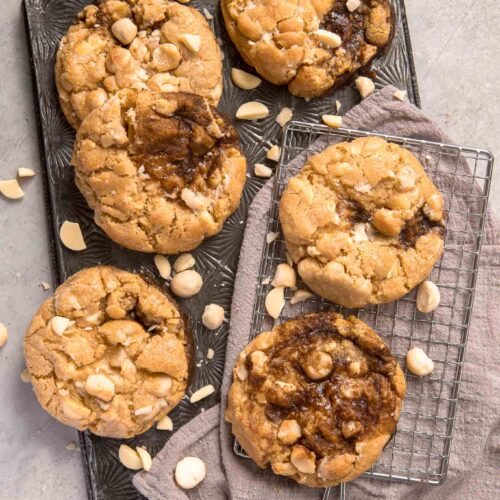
233 123 494 498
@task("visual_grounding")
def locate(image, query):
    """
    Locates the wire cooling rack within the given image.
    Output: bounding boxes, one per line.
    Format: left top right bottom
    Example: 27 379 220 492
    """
233 123 494 499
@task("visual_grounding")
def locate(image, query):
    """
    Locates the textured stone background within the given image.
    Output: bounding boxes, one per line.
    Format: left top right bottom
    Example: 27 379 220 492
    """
0 1 498 498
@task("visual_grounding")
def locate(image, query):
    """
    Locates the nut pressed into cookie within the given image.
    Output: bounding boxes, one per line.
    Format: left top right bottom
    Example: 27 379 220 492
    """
72 90 247 254
279 136 445 308
226 312 406 487
24 266 192 438
221 0 393 98
55 0 222 128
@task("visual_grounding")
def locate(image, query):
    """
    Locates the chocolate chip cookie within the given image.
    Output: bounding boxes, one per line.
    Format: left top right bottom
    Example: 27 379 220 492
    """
72 90 247 254
24 266 192 438
221 0 392 98
226 312 406 487
280 136 445 308
56 0 222 128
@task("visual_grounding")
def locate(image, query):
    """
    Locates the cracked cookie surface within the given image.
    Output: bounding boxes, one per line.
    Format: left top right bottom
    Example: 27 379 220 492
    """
221 0 392 98
56 0 222 128
72 90 247 254
24 266 191 438
279 136 445 308
226 312 405 487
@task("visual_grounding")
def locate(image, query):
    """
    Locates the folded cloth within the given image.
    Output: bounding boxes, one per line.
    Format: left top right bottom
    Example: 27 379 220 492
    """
134 85 499 499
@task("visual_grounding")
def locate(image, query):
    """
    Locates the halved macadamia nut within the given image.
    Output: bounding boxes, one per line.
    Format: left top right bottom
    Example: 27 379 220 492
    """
231 68 262 90
154 255 171 279
272 263 296 288
179 34 201 53
265 287 285 319
355 76 375 99
301 351 333 380
406 347 434 376
173 253 195 273
59 221 86 251
236 101 269 120
119 444 143 470
111 18 138 46
278 419 301 445
322 115 342 128
0 179 24 199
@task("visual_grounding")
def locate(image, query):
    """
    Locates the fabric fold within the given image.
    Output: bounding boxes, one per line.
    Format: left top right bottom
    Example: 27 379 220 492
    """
134 86 499 499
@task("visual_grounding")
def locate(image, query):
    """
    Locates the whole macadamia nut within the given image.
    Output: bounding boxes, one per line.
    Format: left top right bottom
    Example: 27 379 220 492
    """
170 270 203 298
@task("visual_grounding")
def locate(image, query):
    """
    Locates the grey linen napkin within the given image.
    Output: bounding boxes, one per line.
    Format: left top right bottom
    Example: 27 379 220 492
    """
134 86 499 499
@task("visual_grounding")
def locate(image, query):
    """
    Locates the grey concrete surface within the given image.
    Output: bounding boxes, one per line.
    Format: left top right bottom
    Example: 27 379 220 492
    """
0 1 498 499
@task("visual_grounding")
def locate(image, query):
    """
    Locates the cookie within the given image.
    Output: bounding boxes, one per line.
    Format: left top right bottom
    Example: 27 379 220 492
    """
226 312 405 487
221 0 392 98
55 0 222 128
24 266 192 438
280 136 445 308
72 90 247 254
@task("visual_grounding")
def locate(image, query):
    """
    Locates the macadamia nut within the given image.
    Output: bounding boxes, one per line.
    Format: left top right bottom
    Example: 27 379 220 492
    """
231 68 262 90
416 280 440 313
175 457 206 489
119 444 143 470
272 263 296 288
85 374 115 402
111 18 138 46
406 347 434 376
202 304 225 330
173 253 195 273
171 270 203 298
236 101 269 120
265 287 285 319
355 76 375 99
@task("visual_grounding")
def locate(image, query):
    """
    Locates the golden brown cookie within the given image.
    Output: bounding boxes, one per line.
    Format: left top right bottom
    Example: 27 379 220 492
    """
280 136 445 308
55 0 222 128
221 0 392 98
24 266 192 438
72 90 247 254
226 312 405 487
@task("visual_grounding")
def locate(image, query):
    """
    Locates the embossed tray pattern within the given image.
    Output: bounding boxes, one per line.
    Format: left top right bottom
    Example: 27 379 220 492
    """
23 1 420 498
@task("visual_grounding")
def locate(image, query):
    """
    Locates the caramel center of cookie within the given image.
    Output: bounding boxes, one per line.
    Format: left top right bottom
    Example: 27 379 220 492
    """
128 93 238 193
247 316 400 456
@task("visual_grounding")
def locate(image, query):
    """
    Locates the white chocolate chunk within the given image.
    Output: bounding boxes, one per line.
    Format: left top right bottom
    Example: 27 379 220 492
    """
85 374 115 402
119 444 143 470
175 457 206 489
60 221 86 251
231 68 262 90
134 405 153 416
136 447 152 472
20 368 31 383
276 107 293 127
50 316 75 336
355 76 375 99
179 34 201 53
236 101 269 120
266 232 279 244
157 415 174 431
322 115 342 128
61 398 91 420
406 347 434 376
265 287 285 319
111 18 138 45
190 384 215 403
314 29 342 48
0 179 24 199
170 270 203 298
416 281 440 313
18 168 36 178
393 89 407 101
154 255 171 279
266 145 280 162
202 304 225 330
181 188 209 211
254 163 273 178
346 0 361 11
0 323 8 348
173 253 195 273
290 289 313 305
272 263 296 288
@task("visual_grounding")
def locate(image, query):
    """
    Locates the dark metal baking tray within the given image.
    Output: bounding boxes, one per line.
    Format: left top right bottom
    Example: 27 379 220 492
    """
23 0 420 498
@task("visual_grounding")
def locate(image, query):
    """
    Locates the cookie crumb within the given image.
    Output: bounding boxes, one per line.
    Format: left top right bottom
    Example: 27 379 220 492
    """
207 348 215 360
66 441 77 451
